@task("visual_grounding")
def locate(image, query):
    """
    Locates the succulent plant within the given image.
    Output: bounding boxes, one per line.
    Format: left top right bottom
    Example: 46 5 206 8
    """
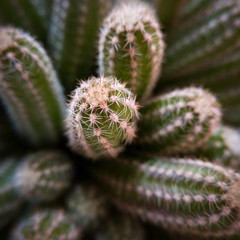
66 76 139 159
98 0 165 102
0 0 50 43
0 27 65 146
15 150 73 202
136 87 221 155
11 209 81 240
0 159 22 228
86 154 240 238
163 0 240 81
66 184 106 229
49 0 112 93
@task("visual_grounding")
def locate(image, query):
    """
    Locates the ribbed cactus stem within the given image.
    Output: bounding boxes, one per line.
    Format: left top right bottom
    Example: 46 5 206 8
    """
86 155 240 238
0 159 22 228
12 209 81 240
66 76 139 159
15 150 73 202
0 27 65 146
136 87 221 154
163 0 240 80
98 0 165 102
49 0 112 93
0 0 49 42
66 185 106 228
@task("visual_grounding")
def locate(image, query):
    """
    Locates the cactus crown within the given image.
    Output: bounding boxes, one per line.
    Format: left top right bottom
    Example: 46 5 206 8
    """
66 76 139 159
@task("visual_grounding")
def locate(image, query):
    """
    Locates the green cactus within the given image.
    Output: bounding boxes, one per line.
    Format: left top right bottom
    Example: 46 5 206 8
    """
49 0 112 93
96 211 145 240
136 87 221 155
66 76 139 159
0 159 23 228
66 185 106 228
0 0 50 43
198 126 240 169
0 27 65 146
12 209 81 240
86 155 240 238
163 0 240 81
15 150 73 202
98 0 165 102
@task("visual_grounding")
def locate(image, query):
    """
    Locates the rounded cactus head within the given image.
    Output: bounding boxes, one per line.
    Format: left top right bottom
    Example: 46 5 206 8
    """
66 76 139 159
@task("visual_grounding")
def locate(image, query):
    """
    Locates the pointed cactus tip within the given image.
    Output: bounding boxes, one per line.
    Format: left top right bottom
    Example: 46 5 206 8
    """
66 76 139 159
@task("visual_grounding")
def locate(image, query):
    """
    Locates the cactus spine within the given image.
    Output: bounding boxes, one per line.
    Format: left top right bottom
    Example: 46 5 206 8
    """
15 150 73 202
49 0 112 93
0 159 22 228
86 155 240 238
98 0 165 102
136 87 221 154
163 0 240 81
66 76 139 159
0 27 65 146
12 209 80 240
66 185 106 228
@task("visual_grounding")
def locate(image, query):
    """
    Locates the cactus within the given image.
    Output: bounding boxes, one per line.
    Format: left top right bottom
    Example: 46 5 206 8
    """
11 209 81 240
49 0 112 93
162 0 240 81
66 76 139 159
198 126 240 169
136 87 221 155
86 154 240 238
15 150 73 202
96 211 145 240
0 159 23 228
66 184 106 229
0 27 65 146
98 0 165 102
0 0 50 43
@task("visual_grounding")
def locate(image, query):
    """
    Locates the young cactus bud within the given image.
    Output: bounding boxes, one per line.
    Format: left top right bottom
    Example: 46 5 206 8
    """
163 0 240 81
86 155 240 238
66 185 106 229
136 87 221 155
15 150 73 202
199 126 240 169
49 0 112 93
0 27 65 146
96 212 145 240
0 159 23 228
98 0 165 102
12 209 81 240
66 76 139 159
0 0 49 43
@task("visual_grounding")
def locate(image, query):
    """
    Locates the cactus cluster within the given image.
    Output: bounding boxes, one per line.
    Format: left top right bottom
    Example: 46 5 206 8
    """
1 0 240 239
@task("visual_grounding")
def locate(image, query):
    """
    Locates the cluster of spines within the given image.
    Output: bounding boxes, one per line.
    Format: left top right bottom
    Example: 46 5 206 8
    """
98 0 165 102
66 76 139 159
0 27 65 146
163 0 240 81
0 0 50 43
11 209 80 240
86 154 240 238
15 150 73 202
49 0 112 93
136 87 221 154
66 185 106 228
